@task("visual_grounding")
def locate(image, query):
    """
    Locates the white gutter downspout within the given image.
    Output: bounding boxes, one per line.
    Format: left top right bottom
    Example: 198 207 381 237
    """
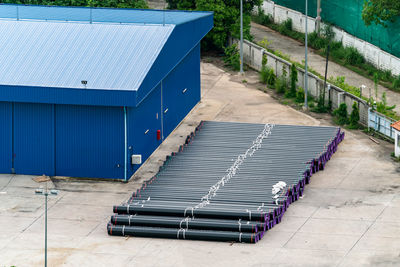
124 106 128 182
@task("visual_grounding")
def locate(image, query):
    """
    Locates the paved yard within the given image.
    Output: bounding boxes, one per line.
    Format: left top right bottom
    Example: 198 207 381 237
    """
0 63 399 266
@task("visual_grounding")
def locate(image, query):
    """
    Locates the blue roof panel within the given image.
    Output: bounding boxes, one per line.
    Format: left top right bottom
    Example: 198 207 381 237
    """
0 5 213 106
0 20 174 90
0 4 211 25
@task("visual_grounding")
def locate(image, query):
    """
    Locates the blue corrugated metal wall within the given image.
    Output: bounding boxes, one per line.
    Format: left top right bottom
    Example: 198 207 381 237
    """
0 44 200 180
127 85 163 177
136 16 212 102
55 105 125 179
13 103 55 176
0 102 12 173
162 44 201 137
126 44 201 179
0 27 203 181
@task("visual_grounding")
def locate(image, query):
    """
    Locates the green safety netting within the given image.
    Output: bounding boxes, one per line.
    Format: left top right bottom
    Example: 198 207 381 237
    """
273 0 400 58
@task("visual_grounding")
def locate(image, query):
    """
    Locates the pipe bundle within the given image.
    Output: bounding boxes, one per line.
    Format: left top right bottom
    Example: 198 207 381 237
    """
108 121 344 243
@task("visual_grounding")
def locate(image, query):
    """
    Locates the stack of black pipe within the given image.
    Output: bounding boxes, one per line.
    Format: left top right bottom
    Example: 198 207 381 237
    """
108 121 344 243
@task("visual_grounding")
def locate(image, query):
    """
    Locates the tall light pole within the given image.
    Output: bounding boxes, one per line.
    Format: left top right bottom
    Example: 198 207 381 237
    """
35 182 58 267
316 0 321 35
304 0 309 109
240 0 244 74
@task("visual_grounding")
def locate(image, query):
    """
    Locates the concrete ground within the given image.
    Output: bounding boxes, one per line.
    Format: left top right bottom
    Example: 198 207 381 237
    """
0 62 399 267
251 22 400 114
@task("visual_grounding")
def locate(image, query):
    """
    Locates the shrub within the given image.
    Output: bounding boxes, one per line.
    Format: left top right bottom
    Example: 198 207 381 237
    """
276 66 288 94
331 76 361 97
311 104 329 113
253 7 273 26
296 88 305 103
377 92 396 114
344 47 365 65
393 75 400 90
333 103 349 125
322 24 335 41
260 66 269 84
275 76 287 94
258 38 271 50
260 65 276 87
329 42 346 60
266 68 276 87
262 54 268 67
308 32 327 50
383 69 392 81
349 102 360 128
286 65 298 98
223 44 240 71
278 19 292 35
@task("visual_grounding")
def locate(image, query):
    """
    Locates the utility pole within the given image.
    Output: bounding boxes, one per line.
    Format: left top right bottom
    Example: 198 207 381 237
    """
322 42 330 108
304 0 309 109
316 0 321 35
240 0 244 74
35 181 58 267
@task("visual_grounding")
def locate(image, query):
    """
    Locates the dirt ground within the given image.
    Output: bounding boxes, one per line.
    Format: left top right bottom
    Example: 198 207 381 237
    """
0 62 399 267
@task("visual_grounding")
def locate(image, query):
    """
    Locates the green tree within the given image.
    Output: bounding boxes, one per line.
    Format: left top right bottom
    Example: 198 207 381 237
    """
333 103 349 125
167 0 262 51
349 102 360 128
362 0 400 27
167 0 195 10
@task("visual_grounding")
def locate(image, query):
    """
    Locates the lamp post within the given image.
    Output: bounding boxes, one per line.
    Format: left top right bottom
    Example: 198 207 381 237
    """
316 0 321 35
35 182 58 267
304 0 309 109
240 0 244 74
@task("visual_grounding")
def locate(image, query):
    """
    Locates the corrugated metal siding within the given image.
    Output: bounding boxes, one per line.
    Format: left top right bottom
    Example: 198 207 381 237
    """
162 44 201 138
0 5 211 25
127 84 162 178
0 20 173 91
55 105 125 179
0 85 138 107
136 16 212 102
126 45 201 179
0 102 12 173
13 103 55 176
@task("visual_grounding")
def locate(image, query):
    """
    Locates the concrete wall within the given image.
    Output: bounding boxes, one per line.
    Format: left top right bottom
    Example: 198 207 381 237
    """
232 38 370 125
260 1 400 76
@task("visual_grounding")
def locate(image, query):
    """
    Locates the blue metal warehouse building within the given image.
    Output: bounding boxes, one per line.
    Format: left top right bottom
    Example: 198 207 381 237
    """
0 5 213 180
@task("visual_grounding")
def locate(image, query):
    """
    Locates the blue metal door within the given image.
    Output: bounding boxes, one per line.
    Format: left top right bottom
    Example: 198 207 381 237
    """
13 103 55 176
0 102 12 174
55 105 125 179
